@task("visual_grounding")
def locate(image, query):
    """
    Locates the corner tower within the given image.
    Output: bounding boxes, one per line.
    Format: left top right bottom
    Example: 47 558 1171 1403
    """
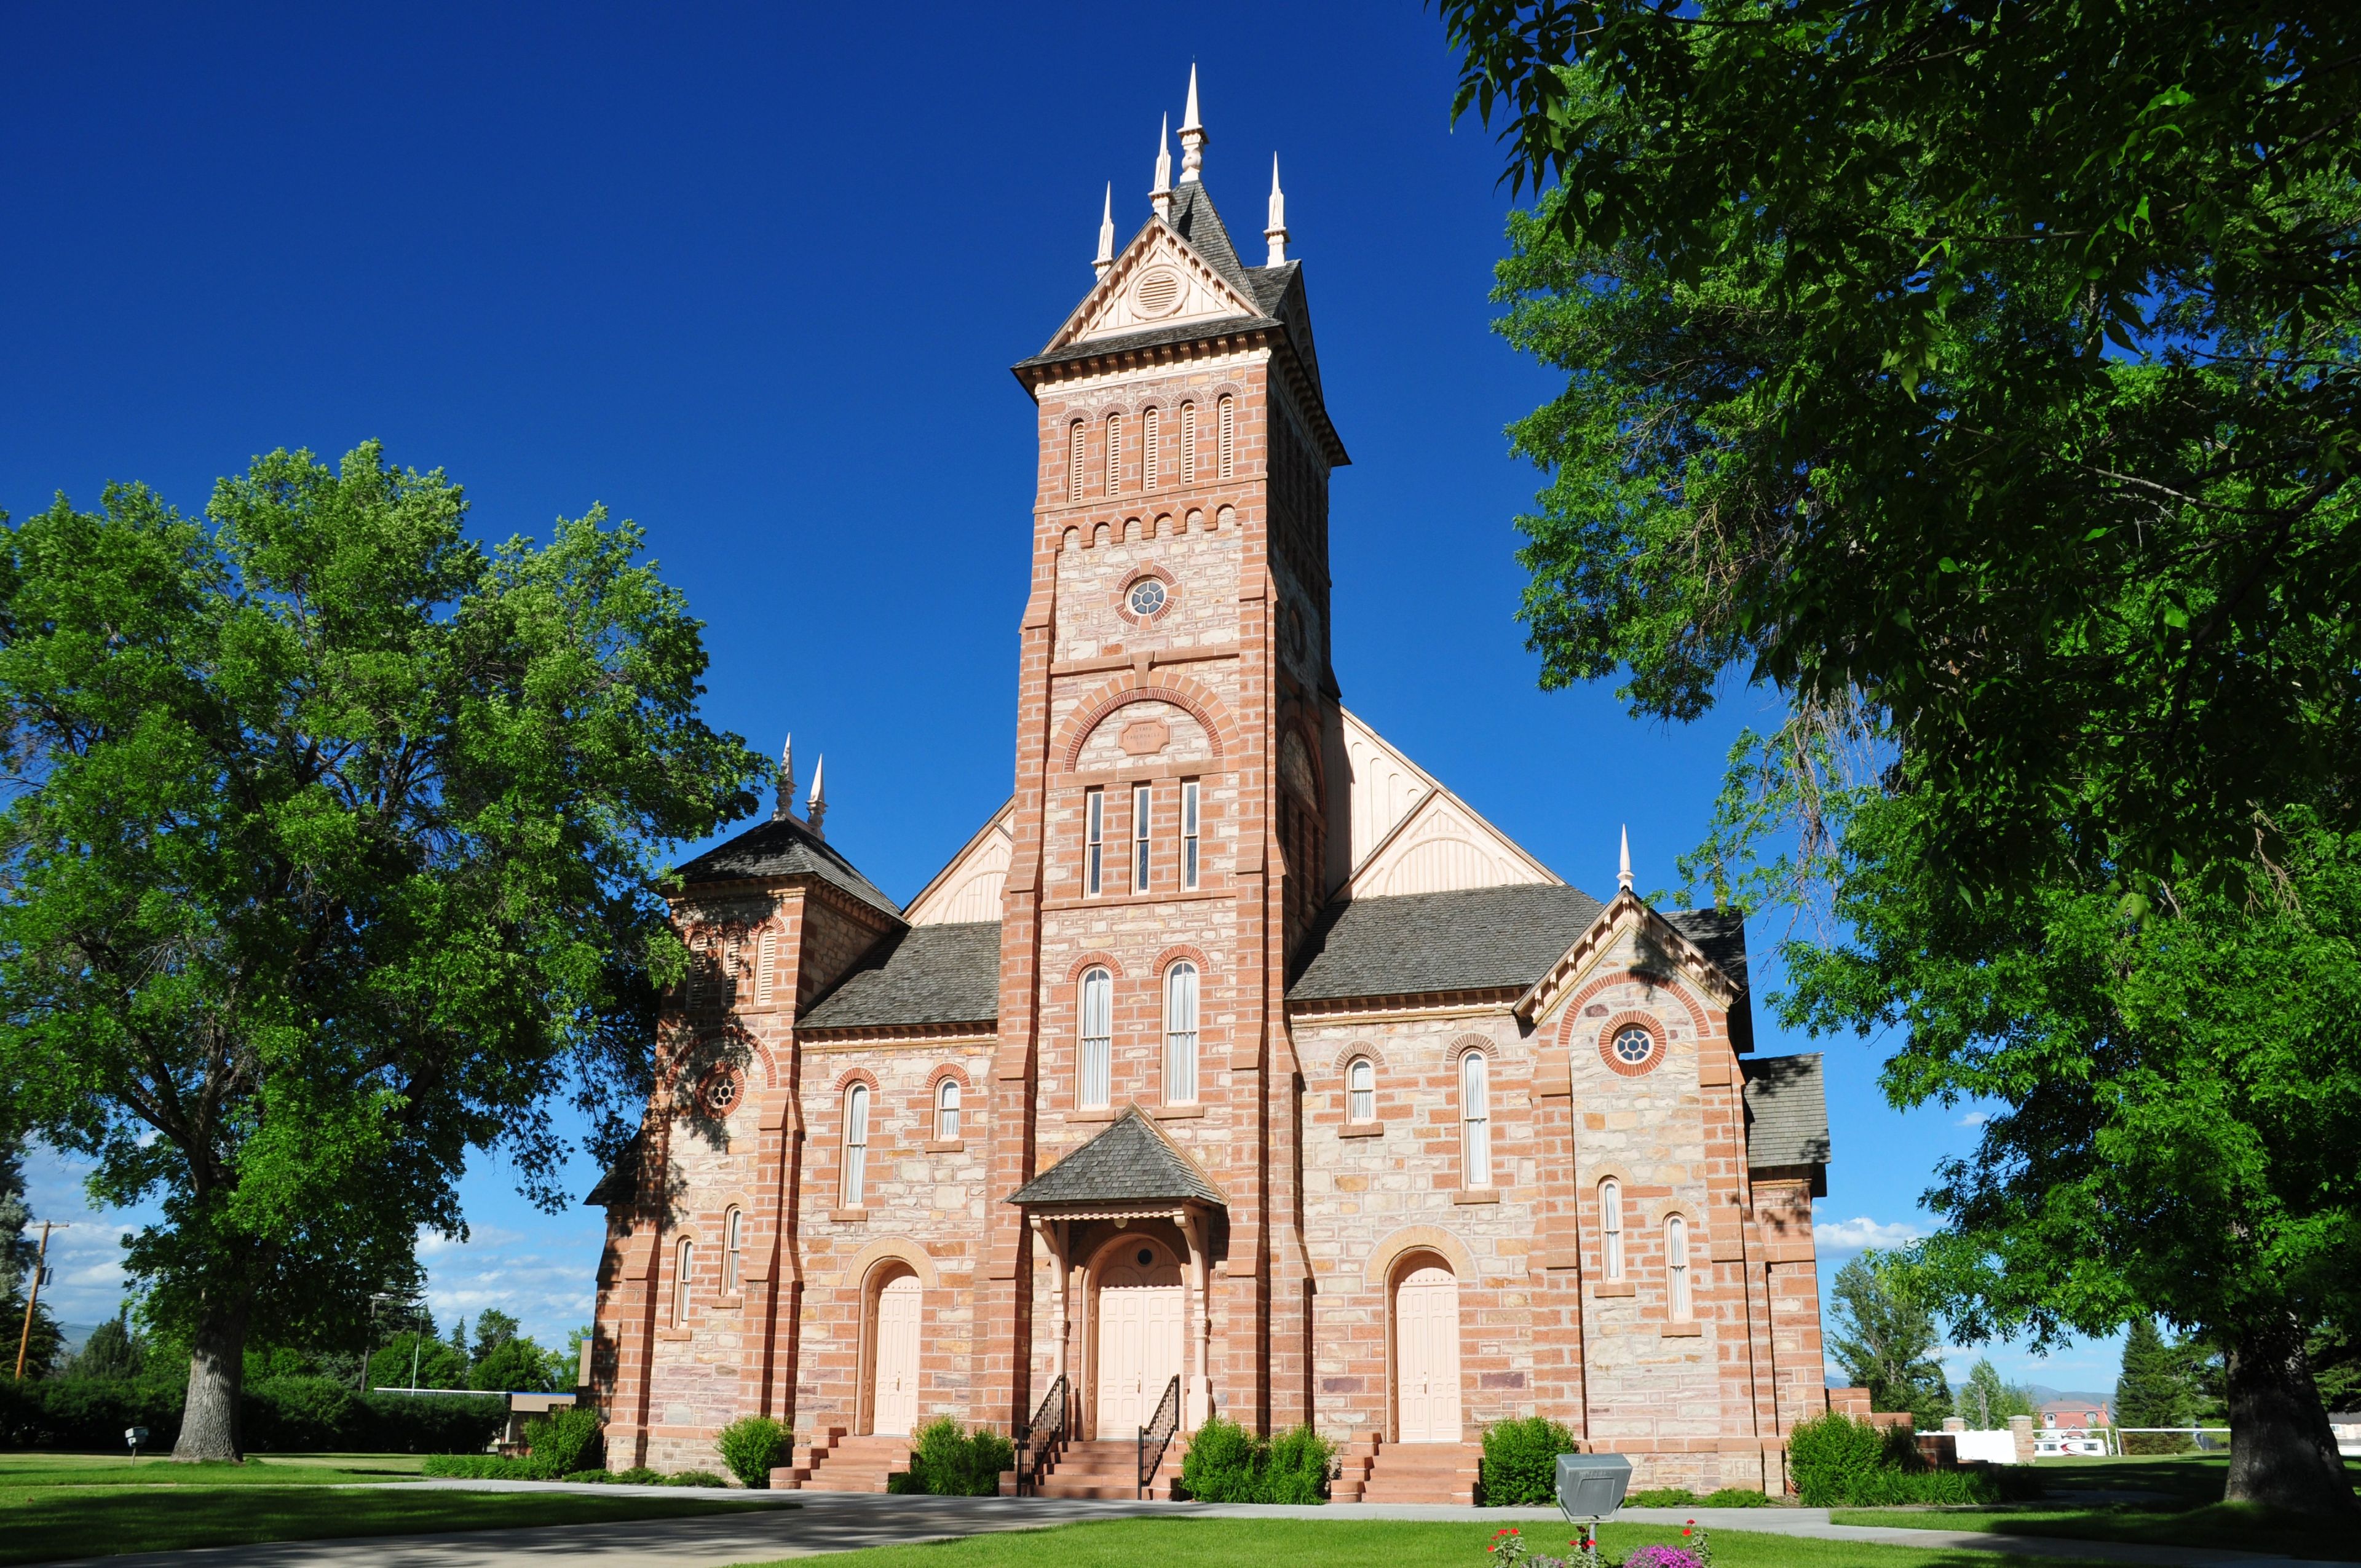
981 78 1350 1441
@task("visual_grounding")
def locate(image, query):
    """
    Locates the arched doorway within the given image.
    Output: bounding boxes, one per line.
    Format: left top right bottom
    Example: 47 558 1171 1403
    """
1393 1257 1462 1443
867 1267 921 1436
1093 1238 1184 1437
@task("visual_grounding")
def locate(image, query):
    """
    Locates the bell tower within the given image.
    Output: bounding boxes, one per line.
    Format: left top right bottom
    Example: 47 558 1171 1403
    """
979 70 1351 1439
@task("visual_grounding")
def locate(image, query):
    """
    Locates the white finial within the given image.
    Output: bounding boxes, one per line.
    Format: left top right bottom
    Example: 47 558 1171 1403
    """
1151 114 1173 218
1618 825 1633 892
806 754 827 838
1094 183 1115 278
773 734 796 822
1264 154 1289 266
1178 65 1206 184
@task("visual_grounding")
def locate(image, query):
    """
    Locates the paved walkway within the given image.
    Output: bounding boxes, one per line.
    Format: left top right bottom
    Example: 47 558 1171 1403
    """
40 1486 2361 1568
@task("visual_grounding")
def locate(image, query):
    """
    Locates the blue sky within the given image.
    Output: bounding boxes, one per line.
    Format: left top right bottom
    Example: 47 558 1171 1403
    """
1 2 2115 1393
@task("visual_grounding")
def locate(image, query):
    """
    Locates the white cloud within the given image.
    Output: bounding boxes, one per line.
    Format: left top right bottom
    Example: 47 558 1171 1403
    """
1957 1111 1992 1128
413 1221 606 1348
1813 1216 1929 1249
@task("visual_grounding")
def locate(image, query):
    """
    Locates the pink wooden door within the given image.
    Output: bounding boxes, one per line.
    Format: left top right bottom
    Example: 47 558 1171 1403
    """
872 1273 922 1435
1096 1264 1184 1435
1396 1265 1462 1443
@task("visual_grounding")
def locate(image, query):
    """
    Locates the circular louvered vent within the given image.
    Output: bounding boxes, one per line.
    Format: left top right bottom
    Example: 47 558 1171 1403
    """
1134 268 1180 317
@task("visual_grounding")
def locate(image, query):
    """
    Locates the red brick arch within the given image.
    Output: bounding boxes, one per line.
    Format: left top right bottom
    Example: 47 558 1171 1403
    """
1152 943 1211 979
1551 967 1712 1050
1055 672 1239 770
1064 949 1126 983
829 1066 881 1096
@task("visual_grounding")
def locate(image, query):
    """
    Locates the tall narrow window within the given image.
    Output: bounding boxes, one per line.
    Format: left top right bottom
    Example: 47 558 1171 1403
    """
1180 403 1198 483
1164 962 1200 1104
1133 783 1152 891
1217 395 1235 478
722 1208 743 1295
936 1077 961 1141
1348 1057 1375 1123
1069 422 1086 501
1078 967 1112 1109
754 929 777 1007
1667 1216 1692 1320
1105 413 1124 496
841 1083 870 1206
1460 1051 1492 1187
1600 1178 1626 1279
1181 780 1200 890
1142 407 1161 489
673 1238 695 1326
1084 788 1104 895
688 936 710 1009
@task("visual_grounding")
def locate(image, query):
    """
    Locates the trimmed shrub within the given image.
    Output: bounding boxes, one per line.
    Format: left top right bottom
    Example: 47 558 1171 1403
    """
0 1375 502 1455
1627 1487 1700 1507
245 1377 359 1451
1260 1425 1334 1505
564 1468 617 1483
523 1404 604 1478
1701 1486 1774 1507
1179 1415 1264 1502
422 1452 536 1479
1481 1416 1579 1506
1787 1411 2004 1505
900 1416 1016 1496
717 1415 791 1490
353 1391 508 1454
665 1469 730 1487
613 1465 664 1484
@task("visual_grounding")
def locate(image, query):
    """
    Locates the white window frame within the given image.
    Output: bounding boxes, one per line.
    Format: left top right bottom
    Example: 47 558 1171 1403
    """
754 929 777 1007
1069 421 1086 501
1143 406 1160 489
1084 788 1104 896
1601 1178 1626 1279
1667 1215 1692 1320
673 1238 695 1326
1078 967 1113 1109
841 1083 870 1206
1347 1057 1375 1123
1164 962 1200 1105
1133 783 1152 892
936 1077 961 1141
723 1207 743 1295
1105 413 1124 496
1217 395 1235 478
1460 1050 1492 1187
1181 780 1200 890
1180 402 1196 483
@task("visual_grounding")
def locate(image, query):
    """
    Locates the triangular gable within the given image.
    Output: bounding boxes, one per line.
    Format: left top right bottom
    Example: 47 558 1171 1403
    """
1044 217 1266 355
1513 889 1741 1026
1006 1105 1226 1208
904 799 1014 926
1339 707 1563 896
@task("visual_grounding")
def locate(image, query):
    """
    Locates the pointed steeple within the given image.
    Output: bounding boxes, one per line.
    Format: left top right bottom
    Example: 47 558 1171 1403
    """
1151 114 1174 219
1618 825 1633 892
1178 65 1206 184
773 734 796 822
1264 154 1289 266
806 754 828 838
1094 183 1116 277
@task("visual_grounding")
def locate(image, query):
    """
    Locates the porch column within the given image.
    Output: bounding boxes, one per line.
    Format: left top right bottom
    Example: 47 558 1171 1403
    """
1180 1205 1212 1428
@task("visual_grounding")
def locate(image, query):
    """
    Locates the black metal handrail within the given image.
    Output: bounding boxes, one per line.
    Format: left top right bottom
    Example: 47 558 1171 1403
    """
1016 1374 1068 1496
1138 1374 1182 1497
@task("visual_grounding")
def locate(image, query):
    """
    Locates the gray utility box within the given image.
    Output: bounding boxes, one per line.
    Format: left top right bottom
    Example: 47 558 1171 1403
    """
1556 1451 1634 1521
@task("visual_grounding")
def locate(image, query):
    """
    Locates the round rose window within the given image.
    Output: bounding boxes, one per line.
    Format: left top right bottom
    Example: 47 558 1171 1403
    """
705 1074 740 1114
1127 578 1168 617
1612 1026 1655 1065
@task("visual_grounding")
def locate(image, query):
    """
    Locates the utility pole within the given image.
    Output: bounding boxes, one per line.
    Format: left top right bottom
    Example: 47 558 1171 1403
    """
14 1221 68 1380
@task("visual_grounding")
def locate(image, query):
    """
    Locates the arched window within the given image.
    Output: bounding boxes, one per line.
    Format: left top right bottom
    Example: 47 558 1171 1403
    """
841 1083 871 1206
936 1077 962 1141
1347 1057 1375 1123
673 1238 695 1326
1105 413 1125 496
1600 1178 1626 1279
1460 1051 1492 1187
1164 962 1200 1104
1078 967 1112 1109
722 1207 743 1295
754 929 777 1007
1069 422 1086 501
1667 1215 1692 1320
1180 402 1198 483
1216 395 1236 478
1142 406 1161 489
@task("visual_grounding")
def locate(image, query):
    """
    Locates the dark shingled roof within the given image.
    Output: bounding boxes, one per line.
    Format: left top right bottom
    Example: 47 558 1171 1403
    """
1166 181 1254 298
1287 885 1608 1001
1008 1106 1226 1208
675 815 900 916
1664 909 1748 999
798 921 1002 1032
584 1131 642 1208
1743 1053 1831 1194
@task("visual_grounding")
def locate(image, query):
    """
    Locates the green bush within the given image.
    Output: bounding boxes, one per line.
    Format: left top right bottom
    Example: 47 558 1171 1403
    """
1179 1415 1264 1502
563 1468 616 1483
1787 1411 2003 1506
1260 1425 1334 1505
899 1416 1015 1496
1627 1487 1700 1507
716 1415 790 1489
523 1404 603 1478
421 1452 536 1479
0 1374 504 1455
1481 1416 1579 1506
1702 1486 1774 1506
665 1469 730 1487
612 1465 663 1484
244 1377 359 1451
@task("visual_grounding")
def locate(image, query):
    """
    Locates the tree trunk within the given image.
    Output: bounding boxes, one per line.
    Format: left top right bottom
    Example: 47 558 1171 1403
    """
172 1306 249 1463
2224 1311 2355 1515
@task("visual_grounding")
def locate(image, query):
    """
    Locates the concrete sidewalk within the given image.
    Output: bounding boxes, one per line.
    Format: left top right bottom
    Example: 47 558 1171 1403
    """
37 1487 2361 1568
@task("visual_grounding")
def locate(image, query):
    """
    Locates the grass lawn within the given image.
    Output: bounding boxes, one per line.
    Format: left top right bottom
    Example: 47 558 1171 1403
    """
731 1517 2113 1568
0 1452 778 1564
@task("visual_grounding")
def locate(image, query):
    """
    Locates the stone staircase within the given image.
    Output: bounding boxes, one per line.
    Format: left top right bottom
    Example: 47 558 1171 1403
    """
1333 1434 1480 1503
1029 1436 1184 1499
770 1428 911 1492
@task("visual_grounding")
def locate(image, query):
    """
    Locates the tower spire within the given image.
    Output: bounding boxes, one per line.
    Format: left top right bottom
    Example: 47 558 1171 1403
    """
1151 113 1173 219
1178 65 1206 184
1094 183 1115 277
773 734 796 822
1264 154 1289 266
1618 825 1633 892
807 754 828 838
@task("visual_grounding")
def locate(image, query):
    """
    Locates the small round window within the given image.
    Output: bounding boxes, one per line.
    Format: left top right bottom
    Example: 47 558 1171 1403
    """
1127 579 1168 617
705 1073 740 1114
1612 1026 1654 1066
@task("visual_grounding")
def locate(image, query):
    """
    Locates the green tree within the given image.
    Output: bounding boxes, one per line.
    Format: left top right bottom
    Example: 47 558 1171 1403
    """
1 1136 61 1379
1960 1359 2035 1430
1826 1250 1953 1430
2118 1317 2197 1453
469 1332 556 1393
0 444 762 1459
368 1329 467 1392
469 1308 520 1364
71 1307 144 1380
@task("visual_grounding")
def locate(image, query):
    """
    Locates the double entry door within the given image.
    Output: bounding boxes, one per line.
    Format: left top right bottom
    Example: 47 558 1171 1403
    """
871 1273 922 1436
1096 1273 1184 1436
1396 1265 1463 1443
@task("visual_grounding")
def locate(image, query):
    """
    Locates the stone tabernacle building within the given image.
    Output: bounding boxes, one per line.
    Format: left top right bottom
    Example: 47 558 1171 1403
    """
587 74 1832 1500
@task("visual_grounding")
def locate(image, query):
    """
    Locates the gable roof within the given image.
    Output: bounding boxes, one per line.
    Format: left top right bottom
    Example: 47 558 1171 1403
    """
1288 885 1608 1002
674 814 901 917
797 921 1001 1032
1742 1052 1830 1194
1008 1105 1226 1208
1165 180 1254 299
